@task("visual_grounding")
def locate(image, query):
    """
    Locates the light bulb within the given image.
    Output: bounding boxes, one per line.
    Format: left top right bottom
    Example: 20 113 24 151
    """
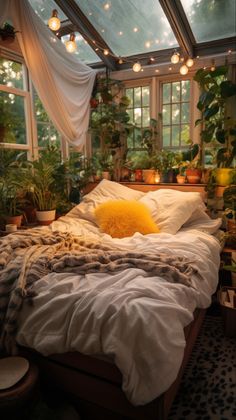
186 58 194 67
48 9 61 31
118 57 123 64
171 51 180 64
132 62 141 72
65 33 77 53
180 64 189 75
103 49 109 56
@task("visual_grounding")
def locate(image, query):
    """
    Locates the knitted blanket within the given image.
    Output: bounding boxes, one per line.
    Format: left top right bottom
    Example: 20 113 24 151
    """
0 229 198 354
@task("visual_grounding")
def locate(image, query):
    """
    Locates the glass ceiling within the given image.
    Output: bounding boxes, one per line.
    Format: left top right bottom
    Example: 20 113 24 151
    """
76 0 178 57
61 33 100 64
28 0 236 66
29 0 100 64
181 0 236 43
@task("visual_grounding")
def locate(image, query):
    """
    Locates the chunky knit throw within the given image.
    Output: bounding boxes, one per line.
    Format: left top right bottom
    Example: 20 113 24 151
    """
0 228 198 354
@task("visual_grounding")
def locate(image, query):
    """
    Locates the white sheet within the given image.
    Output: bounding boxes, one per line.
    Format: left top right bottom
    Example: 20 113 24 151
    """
16 218 221 406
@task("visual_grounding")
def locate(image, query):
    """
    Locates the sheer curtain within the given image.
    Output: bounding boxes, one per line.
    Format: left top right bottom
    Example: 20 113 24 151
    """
0 0 96 148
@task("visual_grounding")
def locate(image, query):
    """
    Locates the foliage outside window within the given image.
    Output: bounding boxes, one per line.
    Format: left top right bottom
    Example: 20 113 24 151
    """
125 85 151 163
162 80 191 149
0 58 27 146
33 88 61 149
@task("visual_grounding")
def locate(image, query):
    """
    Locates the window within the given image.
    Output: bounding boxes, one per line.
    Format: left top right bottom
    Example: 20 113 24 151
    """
162 80 191 149
33 88 61 149
0 58 30 151
125 85 150 155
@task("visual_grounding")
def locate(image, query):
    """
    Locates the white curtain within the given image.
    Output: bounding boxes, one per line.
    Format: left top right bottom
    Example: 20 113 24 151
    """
0 0 96 148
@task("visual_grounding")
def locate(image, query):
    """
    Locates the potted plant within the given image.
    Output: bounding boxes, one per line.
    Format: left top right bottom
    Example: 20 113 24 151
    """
0 171 26 227
89 76 132 181
154 149 176 183
194 65 236 185
223 184 236 233
91 151 114 180
23 157 59 225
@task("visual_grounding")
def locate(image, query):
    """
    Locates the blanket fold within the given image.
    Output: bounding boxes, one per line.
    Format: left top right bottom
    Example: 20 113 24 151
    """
0 229 198 354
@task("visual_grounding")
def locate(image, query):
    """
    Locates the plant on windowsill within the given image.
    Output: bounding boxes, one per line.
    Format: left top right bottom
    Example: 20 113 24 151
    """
194 65 236 185
0 170 27 228
0 23 18 42
89 75 132 181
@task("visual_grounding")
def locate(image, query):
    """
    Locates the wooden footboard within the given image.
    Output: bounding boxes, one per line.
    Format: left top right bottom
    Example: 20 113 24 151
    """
20 308 206 420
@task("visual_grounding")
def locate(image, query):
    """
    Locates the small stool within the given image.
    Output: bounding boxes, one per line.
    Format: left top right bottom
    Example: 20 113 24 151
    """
0 358 39 418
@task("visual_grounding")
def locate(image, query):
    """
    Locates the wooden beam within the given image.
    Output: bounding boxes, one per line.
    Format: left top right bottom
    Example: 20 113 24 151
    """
54 0 117 70
159 0 195 58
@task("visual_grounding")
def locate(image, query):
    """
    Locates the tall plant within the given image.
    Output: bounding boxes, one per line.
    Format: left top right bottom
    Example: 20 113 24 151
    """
194 66 236 167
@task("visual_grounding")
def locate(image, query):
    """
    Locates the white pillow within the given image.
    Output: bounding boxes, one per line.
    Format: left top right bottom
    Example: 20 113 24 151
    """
67 179 144 223
139 189 203 234
182 206 222 234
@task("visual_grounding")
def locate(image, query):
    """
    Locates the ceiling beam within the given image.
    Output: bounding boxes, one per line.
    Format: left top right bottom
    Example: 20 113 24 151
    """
159 0 195 58
54 0 117 70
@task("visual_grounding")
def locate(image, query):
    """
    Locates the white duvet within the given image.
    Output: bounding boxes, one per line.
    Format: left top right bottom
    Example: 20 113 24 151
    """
16 215 221 406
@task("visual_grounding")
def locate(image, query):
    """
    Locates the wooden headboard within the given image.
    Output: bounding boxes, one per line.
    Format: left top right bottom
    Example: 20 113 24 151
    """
84 181 208 200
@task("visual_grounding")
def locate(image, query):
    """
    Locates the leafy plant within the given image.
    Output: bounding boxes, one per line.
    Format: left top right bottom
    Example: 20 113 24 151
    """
194 66 236 167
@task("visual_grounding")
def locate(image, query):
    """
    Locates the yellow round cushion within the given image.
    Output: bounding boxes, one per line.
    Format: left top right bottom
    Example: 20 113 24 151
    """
94 200 160 238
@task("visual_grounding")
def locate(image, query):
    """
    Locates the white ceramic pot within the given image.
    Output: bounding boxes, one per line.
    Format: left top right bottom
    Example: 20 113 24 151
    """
36 209 56 225
176 175 186 184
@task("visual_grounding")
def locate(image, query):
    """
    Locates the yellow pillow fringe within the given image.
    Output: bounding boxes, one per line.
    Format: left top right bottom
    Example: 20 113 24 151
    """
94 200 160 238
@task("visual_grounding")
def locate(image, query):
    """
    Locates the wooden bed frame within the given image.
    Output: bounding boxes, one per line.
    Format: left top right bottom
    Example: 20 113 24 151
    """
20 308 206 420
20 183 209 419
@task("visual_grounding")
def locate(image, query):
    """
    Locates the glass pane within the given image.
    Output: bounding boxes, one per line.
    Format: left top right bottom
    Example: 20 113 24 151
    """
163 83 171 104
38 124 50 147
163 126 171 148
181 102 190 123
180 124 190 146
172 82 180 102
172 126 180 147
34 91 50 122
127 109 134 123
142 108 150 127
162 105 171 125
0 91 26 144
134 128 142 147
0 58 24 90
142 87 150 106
29 0 68 23
127 134 134 149
172 104 180 124
61 33 100 64
134 87 141 107
126 89 133 107
181 80 190 101
76 0 177 56
181 0 236 42
134 108 142 126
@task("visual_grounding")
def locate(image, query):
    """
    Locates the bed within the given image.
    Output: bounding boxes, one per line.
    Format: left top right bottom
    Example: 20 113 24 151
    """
0 180 222 419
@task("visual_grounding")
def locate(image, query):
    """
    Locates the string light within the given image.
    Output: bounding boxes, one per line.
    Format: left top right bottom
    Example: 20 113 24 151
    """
132 62 142 72
48 9 61 31
179 64 189 75
186 58 194 67
65 33 77 53
171 50 180 64
210 59 216 71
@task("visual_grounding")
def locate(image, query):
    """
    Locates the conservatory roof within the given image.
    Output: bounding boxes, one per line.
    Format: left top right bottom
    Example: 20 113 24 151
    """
29 0 236 70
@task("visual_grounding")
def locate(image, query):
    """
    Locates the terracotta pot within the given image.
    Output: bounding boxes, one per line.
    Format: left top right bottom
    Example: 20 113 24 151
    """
142 169 155 184
134 169 143 182
36 210 56 226
102 171 111 180
176 175 186 184
186 168 202 184
5 214 23 227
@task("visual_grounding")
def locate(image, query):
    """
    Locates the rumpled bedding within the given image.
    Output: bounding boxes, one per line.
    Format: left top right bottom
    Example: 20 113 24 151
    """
15 215 221 405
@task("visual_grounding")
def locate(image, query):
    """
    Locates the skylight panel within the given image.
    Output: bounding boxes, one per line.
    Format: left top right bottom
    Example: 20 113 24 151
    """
29 0 101 64
29 0 68 24
75 0 178 57
181 0 236 43
61 33 100 64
